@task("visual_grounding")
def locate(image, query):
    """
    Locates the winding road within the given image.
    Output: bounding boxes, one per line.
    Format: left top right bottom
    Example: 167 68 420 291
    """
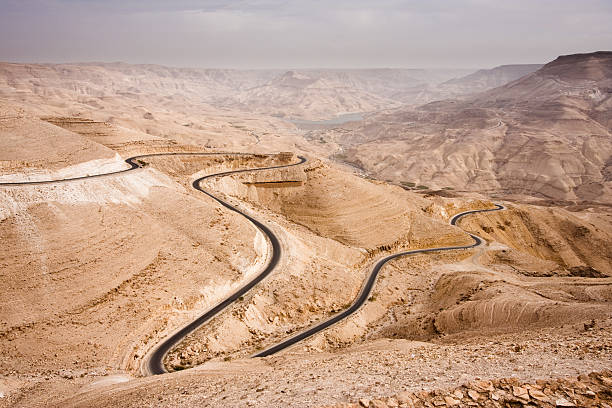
0 151 306 375
0 151 504 375
254 203 505 357
143 154 306 375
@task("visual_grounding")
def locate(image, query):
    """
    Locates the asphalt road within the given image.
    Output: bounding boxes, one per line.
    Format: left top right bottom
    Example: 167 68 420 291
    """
0 152 306 375
254 203 505 357
0 151 279 186
144 154 306 375
1 155 504 373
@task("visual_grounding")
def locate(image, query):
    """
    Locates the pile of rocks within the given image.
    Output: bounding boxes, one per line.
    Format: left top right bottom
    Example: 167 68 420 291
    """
321 371 612 408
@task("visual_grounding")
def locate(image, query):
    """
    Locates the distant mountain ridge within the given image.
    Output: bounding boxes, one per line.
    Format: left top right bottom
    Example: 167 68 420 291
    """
475 51 612 107
325 51 612 203
0 60 548 121
0 62 476 120
384 64 544 105
442 64 543 90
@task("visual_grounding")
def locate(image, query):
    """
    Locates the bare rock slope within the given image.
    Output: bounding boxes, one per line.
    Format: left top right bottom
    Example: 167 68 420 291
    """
0 101 123 178
325 52 612 203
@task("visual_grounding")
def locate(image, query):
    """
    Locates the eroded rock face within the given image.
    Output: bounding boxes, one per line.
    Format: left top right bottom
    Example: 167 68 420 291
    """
0 102 121 178
321 52 612 203
322 370 612 408
456 204 612 276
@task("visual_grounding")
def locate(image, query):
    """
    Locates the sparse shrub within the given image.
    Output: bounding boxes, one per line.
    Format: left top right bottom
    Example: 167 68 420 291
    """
401 181 416 188
417 185 429 190
442 186 454 190
368 295 377 302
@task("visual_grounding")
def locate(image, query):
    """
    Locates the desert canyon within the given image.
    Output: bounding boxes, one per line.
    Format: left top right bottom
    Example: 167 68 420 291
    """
0 50 611 408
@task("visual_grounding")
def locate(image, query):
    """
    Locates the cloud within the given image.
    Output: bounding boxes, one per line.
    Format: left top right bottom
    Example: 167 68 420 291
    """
0 0 611 68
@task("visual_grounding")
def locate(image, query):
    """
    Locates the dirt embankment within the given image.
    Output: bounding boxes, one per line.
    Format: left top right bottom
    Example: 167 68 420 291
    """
0 103 125 180
207 161 471 251
458 204 612 276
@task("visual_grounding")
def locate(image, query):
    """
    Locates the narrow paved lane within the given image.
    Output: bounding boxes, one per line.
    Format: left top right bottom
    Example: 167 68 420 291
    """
254 204 504 357
0 152 307 375
0 155 504 374
144 154 306 375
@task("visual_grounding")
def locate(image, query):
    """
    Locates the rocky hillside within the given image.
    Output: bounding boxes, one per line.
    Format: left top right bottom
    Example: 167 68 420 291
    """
321 370 612 408
233 70 398 120
382 64 542 105
477 51 612 107
0 62 275 101
0 101 123 178
322 52 612 203
1 60 542 124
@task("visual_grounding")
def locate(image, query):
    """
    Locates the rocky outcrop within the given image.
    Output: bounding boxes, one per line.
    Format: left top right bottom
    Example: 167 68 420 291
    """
321 371 612 408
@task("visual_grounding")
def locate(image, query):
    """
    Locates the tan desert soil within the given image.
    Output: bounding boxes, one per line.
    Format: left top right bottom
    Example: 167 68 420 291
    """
5 318 608 408
0 54 611 408
2 145 609 406
458 203 612 275
0 102 122 178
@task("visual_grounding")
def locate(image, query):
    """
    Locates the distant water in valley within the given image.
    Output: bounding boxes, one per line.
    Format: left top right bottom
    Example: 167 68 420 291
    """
289 112 364 127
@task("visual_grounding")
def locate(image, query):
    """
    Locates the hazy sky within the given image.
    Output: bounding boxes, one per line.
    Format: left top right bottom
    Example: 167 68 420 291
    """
1 0 611 69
